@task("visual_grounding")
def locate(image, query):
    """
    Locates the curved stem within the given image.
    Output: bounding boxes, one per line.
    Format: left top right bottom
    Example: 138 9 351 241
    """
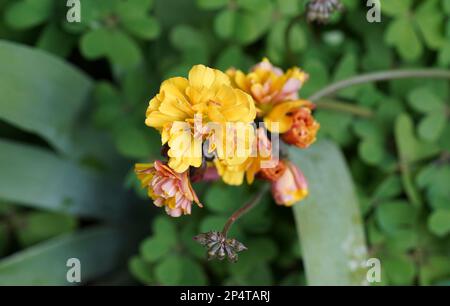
315 99 373 117
308 69 450 102
221 184 270 237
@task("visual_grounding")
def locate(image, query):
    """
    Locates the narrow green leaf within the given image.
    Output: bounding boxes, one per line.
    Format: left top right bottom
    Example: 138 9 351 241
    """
0 41 93 154
290 140 368 285
0 139 129 221
0 227 128 285
16 212 77 247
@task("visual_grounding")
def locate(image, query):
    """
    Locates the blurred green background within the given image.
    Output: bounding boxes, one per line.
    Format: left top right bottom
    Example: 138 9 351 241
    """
0 0 449 285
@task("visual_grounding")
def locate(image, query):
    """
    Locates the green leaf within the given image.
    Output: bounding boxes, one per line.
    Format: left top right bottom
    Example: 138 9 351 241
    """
107 30 142 67
115 0 154 18
407 87 444 113
444 0 450 14
215 46 253 71
214 4 272 45
376 201 417 235
333 53 361 98
16 212 77 248
170 25 204 50
0 139 130 222
214 10 236 40
179 258 207 285
154 255 183 285
372 176 403 201
0 223 9 256
204 183 250 214
196 0 228 10
381 0 412 16
385 17 422 61
80 28 109 59
384 255 416 285
37 24 75 58
113 125 157 159
419 256 450 285
290 140 368 285
0 41 92 154
152 216 178 243
418 112 446 142
140 236 174 262
395 114 440 163
129 256 153 285
267 20 306 56
301 59 329 97
81 29 141 67
122 17 160 40
358 139 385 166
275 0 300 16
428 210 450 237
4 0 52 30
438 41 450 67
415 0 445 49
0 227 130 285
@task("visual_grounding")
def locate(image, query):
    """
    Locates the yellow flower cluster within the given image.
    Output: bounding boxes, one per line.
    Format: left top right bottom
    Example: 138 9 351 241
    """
136 58 319 216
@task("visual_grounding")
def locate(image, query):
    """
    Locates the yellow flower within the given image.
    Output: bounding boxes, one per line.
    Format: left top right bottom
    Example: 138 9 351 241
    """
212 122 256 185
227 58 308 116
145 65 256 173
135 161 202 217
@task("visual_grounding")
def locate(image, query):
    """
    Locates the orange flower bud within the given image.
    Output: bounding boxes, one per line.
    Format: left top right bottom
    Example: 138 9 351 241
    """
258 161 287 182
271 161 308 206
282 108 319 149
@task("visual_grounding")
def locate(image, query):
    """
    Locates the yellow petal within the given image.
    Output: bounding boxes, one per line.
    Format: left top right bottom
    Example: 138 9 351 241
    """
264 100 307 133
188 65 230 91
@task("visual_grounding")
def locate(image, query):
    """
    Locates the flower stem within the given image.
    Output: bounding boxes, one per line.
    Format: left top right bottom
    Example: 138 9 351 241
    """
221 184 270 237
308 69 450 102
315 99 374 117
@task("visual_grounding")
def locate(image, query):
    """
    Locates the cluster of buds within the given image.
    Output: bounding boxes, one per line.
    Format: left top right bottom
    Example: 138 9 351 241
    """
307 0 343 23
135 58 319 259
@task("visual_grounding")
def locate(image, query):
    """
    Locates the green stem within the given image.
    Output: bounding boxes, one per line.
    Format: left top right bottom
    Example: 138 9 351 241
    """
308 69 450 102
315 99 373 117
221 184 269 237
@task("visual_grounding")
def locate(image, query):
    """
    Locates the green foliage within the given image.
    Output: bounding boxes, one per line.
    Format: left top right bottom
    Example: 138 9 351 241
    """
0 0 449 286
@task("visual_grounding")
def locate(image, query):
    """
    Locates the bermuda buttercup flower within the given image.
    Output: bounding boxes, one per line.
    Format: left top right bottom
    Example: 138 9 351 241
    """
146 65 256 173
227 58 308 116
271 161 308 207
135 161 202 217
227 58 317 130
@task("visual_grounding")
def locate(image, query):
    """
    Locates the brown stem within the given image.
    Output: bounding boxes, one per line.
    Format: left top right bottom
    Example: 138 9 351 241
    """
221 184 270 237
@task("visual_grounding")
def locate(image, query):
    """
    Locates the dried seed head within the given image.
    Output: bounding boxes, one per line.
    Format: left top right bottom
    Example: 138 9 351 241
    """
193 231 247 263
307 0 343 23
